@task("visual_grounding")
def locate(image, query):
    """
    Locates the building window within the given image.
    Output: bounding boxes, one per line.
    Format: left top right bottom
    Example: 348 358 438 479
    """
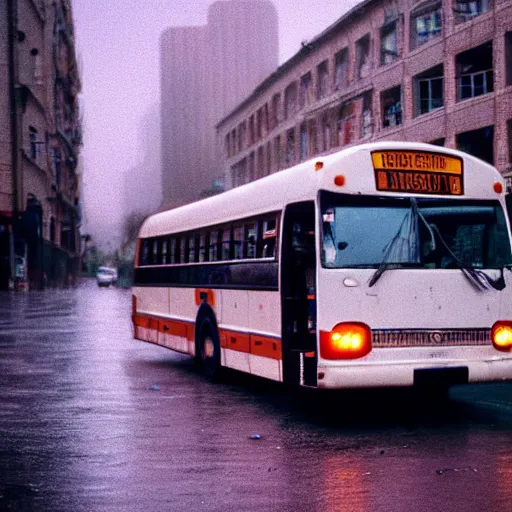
257 145 265 178
457 126 494 165
248 152 255 182
356 34 371 79
430 138 445 146
52 148 62 187
453 1 491 24
308 119 318 156
381 86 402 128
285 128 295 165
456 42 493 101
300 72 313 108
249 115 255 145
225 133 231 158
317 60 330 99
323 115 332 151
380 21 398 65
238 121 246 152
231 129 236 156
337 102 355 147
274 135 281 171
256 110 263 140
29 127 43 162
414 65 444 116
334 48 348 91
411 3 442 49
284 82 298 120
300 123 308 161
271 93 281 129
506 32 512 87
360 93 373 139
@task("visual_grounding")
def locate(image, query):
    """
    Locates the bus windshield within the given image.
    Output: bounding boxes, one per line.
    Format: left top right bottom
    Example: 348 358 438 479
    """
320 192 512 270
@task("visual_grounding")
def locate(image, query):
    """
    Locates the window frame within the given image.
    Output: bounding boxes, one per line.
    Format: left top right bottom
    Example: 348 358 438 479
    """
411 3 442 50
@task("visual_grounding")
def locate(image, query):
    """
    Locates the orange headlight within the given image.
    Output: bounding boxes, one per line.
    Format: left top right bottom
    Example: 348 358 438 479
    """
491 321 512 352
320 322 372 360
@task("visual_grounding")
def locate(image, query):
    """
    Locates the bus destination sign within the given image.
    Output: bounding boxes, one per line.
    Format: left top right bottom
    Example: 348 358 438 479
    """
371 150 463 195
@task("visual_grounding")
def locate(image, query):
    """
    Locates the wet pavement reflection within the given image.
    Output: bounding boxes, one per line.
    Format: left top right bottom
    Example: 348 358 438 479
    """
0 279 511 511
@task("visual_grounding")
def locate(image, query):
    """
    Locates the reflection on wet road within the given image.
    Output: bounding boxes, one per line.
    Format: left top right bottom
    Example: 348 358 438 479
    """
0 279 511 511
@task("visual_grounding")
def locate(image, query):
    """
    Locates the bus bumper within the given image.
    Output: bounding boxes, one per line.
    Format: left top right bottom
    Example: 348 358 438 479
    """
316 359 512 389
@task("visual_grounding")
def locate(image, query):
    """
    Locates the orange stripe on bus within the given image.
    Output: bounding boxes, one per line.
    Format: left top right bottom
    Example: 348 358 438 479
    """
160 319 187 337
133 314 150 328
221 329 250 353
134 313 282 361
250 335 282 360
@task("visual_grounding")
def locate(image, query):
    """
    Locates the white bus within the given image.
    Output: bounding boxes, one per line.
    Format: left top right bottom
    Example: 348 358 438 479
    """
132 142 512 390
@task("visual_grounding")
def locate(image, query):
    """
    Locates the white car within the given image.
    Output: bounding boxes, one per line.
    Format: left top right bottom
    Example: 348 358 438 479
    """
96 267 118 287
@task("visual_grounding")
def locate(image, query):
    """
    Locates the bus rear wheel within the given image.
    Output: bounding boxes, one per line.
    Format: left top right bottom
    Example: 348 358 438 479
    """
197 317 222 381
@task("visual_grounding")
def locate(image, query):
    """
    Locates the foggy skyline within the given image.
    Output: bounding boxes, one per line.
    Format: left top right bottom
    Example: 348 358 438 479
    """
73 0 361 250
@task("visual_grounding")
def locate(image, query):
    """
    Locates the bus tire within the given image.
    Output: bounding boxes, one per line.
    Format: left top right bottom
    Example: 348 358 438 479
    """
197 316 222 381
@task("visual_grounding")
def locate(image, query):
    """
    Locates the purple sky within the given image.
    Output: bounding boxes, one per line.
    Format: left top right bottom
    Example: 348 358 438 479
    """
73 0 360 250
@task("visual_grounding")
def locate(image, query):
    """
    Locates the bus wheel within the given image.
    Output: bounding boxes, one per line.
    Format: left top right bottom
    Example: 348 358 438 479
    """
198 317 221 380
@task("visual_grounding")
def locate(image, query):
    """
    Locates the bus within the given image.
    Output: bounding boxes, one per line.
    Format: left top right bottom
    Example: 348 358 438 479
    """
132 141 512 390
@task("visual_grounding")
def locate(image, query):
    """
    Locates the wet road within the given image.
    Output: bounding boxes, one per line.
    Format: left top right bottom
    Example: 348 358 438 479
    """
0 279 511 512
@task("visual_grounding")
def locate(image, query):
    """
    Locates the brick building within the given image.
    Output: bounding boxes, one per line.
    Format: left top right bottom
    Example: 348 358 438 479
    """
217 0 512 192
160 0 278 209
0 0 82 289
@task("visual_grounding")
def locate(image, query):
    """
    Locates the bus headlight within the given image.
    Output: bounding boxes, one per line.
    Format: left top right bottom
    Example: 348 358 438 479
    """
320 322 372 360
491 321 512 352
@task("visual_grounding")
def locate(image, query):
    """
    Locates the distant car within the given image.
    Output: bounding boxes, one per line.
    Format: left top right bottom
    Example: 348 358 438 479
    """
96 267 118 287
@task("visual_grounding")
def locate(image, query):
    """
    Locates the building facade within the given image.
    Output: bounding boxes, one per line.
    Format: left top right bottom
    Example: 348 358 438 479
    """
217 0 512 192
160 0 278 209
0 0 82 289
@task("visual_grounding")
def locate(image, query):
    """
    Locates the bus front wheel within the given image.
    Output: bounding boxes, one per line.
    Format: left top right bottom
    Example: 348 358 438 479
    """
197 317 222 381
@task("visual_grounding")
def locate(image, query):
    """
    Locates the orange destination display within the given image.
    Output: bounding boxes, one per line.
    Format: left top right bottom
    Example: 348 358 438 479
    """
371 150 463 195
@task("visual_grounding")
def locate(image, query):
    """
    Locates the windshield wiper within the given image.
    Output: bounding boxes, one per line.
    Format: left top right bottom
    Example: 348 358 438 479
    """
369 199 420 287
430 225 506 291
368 262 423 287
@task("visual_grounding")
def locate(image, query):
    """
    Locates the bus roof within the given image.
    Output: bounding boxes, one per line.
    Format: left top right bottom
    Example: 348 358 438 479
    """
139 141 504 239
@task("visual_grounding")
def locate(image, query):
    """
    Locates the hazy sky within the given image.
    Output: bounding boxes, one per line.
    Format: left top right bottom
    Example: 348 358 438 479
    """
73 0 361 250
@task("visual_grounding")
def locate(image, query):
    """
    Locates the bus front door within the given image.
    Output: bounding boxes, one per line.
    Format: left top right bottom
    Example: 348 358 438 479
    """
281 202 317 387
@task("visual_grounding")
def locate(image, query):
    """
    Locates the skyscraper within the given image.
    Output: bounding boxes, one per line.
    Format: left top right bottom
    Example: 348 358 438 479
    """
160 0 278 208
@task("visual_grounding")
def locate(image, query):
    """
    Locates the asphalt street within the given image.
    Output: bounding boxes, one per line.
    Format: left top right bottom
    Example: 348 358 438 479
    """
0 279 511 512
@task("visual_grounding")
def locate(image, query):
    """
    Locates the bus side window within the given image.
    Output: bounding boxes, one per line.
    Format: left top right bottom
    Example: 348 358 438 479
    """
245 222 257 259
180 237 187 263
152 238 158 265
161 238 168 264
221 229 231 260
140 239 150 266
262 219 277 258
199 233 207 262
170 237 177 264
233 226 244 259
188 235 197 263
209 231 219 261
